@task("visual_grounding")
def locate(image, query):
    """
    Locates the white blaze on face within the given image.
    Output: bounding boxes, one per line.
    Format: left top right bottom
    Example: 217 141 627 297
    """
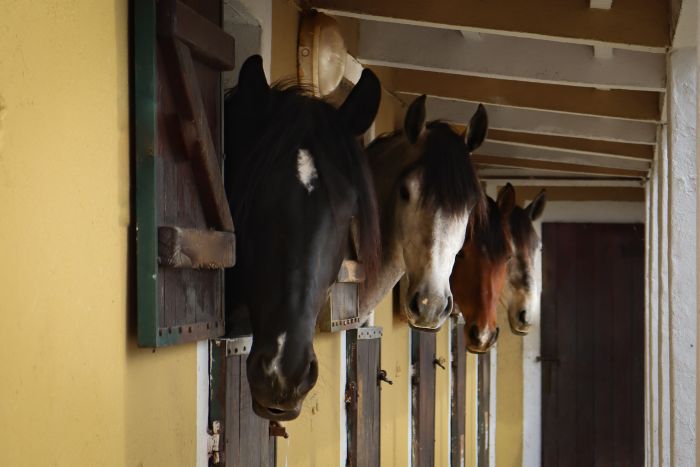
296 148 318 193
428 208 470 288
264 332 287 388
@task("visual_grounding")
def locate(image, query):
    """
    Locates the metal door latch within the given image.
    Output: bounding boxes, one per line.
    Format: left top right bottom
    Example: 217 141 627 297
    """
207 420 222 464
269 421 289 438
433 356 446 370
378 369 393 385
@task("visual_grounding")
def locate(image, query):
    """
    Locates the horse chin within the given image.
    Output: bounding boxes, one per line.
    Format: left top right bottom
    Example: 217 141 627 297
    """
252 398 301 421
508 314 532 335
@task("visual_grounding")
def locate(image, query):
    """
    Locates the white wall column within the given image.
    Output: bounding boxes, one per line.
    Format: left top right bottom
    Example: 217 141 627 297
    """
666 46 697 467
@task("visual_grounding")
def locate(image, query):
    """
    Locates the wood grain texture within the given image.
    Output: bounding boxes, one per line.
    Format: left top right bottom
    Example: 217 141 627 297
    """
541 223 644 466
412 330 437 467
309 0 669 49
451 319 467 467
158 226 235 268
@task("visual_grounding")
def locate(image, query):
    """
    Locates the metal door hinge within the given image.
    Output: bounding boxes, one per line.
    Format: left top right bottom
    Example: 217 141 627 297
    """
208 420 222 464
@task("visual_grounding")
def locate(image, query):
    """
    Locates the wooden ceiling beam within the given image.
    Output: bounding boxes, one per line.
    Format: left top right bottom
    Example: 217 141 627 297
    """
355 21 665 91
472 155 647 178
309 0 669 51
372 66 661 122
484 129 654 161
474 141 651 170
413 95 658 144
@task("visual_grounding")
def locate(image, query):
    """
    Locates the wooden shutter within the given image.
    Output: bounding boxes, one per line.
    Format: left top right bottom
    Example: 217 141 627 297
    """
450 316 467 467
134 0 236 347
346 327 383 467
209 337 276 466
411 329 437 467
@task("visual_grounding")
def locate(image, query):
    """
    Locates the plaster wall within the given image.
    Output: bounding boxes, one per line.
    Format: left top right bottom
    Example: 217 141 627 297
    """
666 46 697 467
0 2 200 466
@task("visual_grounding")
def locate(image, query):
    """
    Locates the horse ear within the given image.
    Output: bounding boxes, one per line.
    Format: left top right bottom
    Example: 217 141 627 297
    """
525 189 547 221
404 95 427 144
238 55 269 102
465 104 488 153
339 69 382 137
496 183 516 217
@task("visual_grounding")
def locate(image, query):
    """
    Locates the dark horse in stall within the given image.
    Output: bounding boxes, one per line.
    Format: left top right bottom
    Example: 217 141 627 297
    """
223 55 381 421
451 184 516 353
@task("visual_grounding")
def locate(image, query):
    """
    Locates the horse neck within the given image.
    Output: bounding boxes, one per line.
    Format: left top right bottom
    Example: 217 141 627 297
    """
360 136 413 321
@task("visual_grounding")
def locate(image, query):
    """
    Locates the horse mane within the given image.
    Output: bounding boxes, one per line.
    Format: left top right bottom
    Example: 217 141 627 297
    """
224 81 381 283
509 206 539 255
367 121 486 225
469 196 512 262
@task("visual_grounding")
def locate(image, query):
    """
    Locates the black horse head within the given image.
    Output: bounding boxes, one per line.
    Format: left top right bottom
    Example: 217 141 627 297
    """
224 55 381 421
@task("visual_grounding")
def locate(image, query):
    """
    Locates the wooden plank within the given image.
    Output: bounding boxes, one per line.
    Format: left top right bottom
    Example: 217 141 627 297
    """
159 0 236 70
541 224 645 465
310 0 669 50
451 318 467 467
507 186 645 203
337 259 366 283
485 129 655 161
412 330 437 467
416 96 659 144
358 21 666 91
161 38 235 232
373 65 661 121
158 226 235 268
135 0 160 347
472 155 648 178
474 141 651 171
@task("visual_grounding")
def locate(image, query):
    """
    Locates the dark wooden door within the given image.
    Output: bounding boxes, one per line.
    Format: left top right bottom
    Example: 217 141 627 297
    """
541 223 644 467
346 327 383 467
451 317 467 467
412 329 437 467
209 337 275 467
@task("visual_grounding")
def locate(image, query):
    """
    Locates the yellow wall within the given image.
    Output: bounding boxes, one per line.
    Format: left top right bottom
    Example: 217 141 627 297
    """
0 1 199 466
495 308 524 467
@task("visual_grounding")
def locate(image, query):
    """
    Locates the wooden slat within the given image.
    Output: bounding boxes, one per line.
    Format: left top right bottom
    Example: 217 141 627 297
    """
505 186 645 203
472 155 648 178
375 66 661 121
412 330 437 467
309 0 669 50
475 141 651 171
450 318 467 466
158 226 235 268
161 38 235 232
159 0 236 70
337 259 366 283
485 129 655 161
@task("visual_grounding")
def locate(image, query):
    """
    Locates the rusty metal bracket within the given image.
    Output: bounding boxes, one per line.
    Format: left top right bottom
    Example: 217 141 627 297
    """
269 421 289 439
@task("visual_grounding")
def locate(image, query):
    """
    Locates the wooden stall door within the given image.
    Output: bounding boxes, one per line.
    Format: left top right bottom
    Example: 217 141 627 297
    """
412 329 437 467
451 317 467 467
541 223 644 467
209 338 275 466
135 0 237 347
346 327 383 467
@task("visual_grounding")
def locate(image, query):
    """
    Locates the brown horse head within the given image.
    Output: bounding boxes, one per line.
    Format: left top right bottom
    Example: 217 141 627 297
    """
505 188 546 334
451 184 515 353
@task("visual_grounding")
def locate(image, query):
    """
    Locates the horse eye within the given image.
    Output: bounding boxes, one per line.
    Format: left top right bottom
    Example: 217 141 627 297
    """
399 184 410 201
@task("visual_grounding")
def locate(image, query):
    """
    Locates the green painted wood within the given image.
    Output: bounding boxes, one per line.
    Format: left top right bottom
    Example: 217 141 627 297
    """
135 0 159 347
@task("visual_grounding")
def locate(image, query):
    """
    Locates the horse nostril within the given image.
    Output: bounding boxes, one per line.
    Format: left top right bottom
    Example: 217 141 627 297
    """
444 295 453 315
308 359 318 383
469 324 480 342
518 310 527 324
409 293 420 314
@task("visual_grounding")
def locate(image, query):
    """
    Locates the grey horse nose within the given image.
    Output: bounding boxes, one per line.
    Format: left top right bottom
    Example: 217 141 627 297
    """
409 292 451 319
518 310 528 325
